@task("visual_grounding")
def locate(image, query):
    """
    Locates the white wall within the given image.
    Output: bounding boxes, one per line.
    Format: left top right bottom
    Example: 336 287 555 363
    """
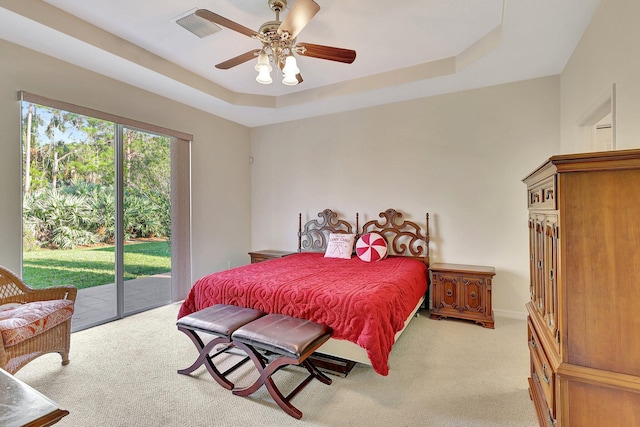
561 0 640 153
251 76 561 318
3 0 636 319
0 39 252 289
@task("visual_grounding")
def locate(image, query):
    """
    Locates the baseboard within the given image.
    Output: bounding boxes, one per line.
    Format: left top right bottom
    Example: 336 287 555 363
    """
493 309 527 320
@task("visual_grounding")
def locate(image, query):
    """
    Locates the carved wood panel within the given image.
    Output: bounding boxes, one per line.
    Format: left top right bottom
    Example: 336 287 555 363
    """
544 214 560 355
438 275 459 310
461 278 485 313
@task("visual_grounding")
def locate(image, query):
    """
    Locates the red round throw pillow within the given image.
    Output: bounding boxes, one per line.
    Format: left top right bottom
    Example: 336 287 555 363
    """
356 232 388 262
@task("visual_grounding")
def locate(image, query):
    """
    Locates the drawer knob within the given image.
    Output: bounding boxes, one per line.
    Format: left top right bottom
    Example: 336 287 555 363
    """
446 289 453 297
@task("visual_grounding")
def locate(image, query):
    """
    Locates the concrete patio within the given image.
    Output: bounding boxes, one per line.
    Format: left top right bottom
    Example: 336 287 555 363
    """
71 272 172 332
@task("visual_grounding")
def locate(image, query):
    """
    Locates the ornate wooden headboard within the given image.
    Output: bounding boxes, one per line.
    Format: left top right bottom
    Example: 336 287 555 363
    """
298 209 354 253
297 208 429 267
360 208 430 267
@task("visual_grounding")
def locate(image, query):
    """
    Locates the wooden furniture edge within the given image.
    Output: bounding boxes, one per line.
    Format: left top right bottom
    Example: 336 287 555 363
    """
526 303 561 369
524 148 640 182
429 263 495 275
557 362 640 394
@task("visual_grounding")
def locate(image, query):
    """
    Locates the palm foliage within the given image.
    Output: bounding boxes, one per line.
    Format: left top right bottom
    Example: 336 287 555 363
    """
23 188 98 249
23 184 170 249
21 102 172 250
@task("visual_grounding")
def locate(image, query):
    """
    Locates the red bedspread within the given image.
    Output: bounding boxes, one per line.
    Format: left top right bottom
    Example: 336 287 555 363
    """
178 252 427 376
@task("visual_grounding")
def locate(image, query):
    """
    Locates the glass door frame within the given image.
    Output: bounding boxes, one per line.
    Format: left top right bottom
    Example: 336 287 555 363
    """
115 123 125 318
19 91 192 330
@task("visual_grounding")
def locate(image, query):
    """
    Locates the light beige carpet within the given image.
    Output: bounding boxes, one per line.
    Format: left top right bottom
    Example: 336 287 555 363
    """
16 302 537 427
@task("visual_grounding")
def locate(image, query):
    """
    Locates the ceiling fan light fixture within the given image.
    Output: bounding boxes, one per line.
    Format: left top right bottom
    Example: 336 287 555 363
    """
200 0 355 87
255 52 272 72
282 72 299 85
255 52 273 84
282 54 299 75
282 55 300 85
256 67 273 84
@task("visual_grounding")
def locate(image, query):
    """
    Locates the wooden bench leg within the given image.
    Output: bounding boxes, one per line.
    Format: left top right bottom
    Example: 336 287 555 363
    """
177 326 251 390
231 340 332 419
301 359 332 385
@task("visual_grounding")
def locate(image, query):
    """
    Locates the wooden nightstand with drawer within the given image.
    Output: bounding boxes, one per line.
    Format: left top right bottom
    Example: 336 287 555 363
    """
248 250 295 264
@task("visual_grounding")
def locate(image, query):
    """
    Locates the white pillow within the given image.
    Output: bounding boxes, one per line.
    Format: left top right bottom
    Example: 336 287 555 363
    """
324 233 356 259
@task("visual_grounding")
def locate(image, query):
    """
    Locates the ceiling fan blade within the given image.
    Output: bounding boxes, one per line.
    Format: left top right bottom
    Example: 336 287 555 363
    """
215 49 261 70
278 0 320 39
297 43 356 64
195 9 259 38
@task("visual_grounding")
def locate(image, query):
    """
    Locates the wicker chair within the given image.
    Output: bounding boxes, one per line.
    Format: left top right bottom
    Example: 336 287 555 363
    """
0 266 77 374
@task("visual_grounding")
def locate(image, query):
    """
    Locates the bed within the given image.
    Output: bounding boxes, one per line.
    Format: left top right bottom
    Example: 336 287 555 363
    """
178 208 429 376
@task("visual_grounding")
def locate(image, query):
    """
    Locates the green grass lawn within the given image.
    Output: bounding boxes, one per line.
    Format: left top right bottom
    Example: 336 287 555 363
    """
23 241 171 289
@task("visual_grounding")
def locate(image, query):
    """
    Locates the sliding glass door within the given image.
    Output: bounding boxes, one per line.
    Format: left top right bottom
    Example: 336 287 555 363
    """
21 100 177 331
121 127 172 316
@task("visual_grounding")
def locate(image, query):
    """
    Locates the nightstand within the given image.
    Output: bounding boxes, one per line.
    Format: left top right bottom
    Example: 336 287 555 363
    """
429 263 496 328
248 250 295 264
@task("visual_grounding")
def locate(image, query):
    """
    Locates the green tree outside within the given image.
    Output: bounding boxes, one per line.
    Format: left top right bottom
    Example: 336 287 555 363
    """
21 102 172 288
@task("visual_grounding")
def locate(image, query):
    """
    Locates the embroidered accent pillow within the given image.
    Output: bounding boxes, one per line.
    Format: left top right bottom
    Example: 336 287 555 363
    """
324 233 356 259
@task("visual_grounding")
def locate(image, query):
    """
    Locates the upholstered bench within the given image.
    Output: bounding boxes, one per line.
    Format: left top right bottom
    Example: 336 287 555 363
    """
231 313 333 419
176 304 265 390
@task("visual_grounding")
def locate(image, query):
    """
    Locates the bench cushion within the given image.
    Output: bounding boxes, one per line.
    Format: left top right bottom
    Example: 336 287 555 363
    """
0 300 74 347
232 314 332 358
177 304 264 337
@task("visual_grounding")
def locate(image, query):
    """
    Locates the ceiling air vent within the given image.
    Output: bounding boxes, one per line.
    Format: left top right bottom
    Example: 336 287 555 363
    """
173 8 221 38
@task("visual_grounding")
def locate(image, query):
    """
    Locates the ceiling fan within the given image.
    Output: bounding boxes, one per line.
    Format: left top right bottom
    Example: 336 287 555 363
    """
195 0 356 86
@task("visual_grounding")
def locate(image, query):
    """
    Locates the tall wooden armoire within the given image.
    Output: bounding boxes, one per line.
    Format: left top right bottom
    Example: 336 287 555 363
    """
523 149 640 426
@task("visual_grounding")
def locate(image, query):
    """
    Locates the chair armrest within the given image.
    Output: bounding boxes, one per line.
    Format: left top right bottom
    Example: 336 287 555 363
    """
22 285 77 303
0 266 77 304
